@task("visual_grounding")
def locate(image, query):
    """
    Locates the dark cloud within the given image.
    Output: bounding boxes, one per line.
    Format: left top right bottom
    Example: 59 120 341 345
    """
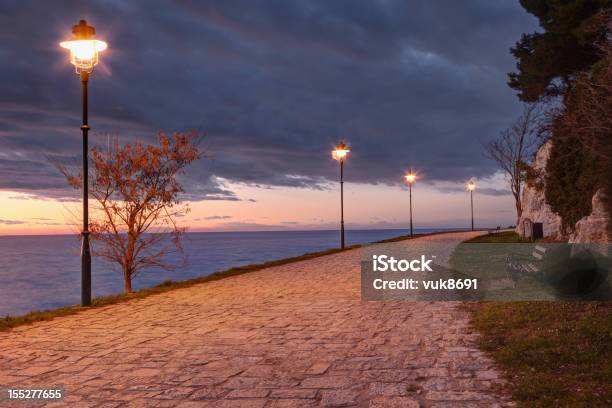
217 221 289 231
437 186 512 196
0 217 66 226
0 1 538 199
0 219 26 225
204 215 233 220
477 188 513 197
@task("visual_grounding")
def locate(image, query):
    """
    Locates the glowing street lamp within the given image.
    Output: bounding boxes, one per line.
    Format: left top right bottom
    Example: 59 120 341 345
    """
60 22 107 74
332 142 350 249
404 170 417 237
467 179 476 231
60 20 107 307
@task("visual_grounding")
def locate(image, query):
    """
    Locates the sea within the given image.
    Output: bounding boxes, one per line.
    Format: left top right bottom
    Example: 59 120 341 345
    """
0 228 457 316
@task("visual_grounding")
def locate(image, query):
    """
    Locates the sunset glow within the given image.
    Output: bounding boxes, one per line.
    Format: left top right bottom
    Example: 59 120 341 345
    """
0 174 515 236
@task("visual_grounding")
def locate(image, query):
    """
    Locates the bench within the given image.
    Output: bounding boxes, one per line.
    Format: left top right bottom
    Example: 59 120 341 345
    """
507 245 547 280
487 226 502 235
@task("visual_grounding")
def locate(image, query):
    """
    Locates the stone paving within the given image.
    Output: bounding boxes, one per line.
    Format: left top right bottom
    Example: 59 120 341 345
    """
0 231 513 407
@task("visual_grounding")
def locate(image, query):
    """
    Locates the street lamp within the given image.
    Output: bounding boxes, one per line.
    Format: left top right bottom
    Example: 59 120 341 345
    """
60 20 107 307
467 179 476 231
332 142 350 249
404 170 416 237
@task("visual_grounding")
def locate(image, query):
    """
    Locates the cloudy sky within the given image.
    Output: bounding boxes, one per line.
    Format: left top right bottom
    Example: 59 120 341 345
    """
0 0 538 234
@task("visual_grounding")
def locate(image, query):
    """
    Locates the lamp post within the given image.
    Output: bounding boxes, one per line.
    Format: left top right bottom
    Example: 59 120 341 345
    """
332 142 350 249
60 20 107 307
404 170 416 236
467 179 476 231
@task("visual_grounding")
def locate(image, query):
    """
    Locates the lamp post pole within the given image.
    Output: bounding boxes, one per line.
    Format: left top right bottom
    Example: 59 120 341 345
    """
470 189 474 231
332 142 349 250
409 182 413 237
61 19 107 307
81 71 92 306
340 159 345 249
467 180 476 232
404 171 416 237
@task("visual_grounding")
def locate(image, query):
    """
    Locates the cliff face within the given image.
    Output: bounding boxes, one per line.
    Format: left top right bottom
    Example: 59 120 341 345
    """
569 189 611 243
516 141 566 240
518 140 610 243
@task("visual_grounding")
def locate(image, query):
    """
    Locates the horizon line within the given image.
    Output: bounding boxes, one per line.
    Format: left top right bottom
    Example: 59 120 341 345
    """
0 226 509 238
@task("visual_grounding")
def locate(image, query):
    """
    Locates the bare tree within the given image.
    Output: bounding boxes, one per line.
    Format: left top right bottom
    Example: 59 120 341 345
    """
485 103 542 222
59 131 203 293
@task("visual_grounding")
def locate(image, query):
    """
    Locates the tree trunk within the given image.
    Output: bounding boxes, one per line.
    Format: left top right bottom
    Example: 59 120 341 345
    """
513 179 523 224
123 269 133 293
515 197 522 219
124 224 136 294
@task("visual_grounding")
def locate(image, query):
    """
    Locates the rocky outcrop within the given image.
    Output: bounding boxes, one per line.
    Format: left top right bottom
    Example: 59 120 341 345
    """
569 189 611 243
518 140 610 242
516 141 566 240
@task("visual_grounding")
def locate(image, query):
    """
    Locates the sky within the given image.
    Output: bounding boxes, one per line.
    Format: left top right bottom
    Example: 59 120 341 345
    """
0 0 539 235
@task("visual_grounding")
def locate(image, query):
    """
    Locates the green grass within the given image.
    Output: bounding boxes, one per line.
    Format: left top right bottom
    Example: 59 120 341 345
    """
373 229 476 243
463 232 612 407
0 244 358 332
464 230 530 243
469 302 612 407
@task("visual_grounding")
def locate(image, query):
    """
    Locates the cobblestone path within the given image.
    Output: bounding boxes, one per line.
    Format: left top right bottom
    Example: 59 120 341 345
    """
0 231 513 407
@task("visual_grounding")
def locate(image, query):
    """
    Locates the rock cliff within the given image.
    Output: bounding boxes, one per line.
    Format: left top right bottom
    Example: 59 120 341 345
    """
516 141 566 240
569 189 611 243
518 140 610 242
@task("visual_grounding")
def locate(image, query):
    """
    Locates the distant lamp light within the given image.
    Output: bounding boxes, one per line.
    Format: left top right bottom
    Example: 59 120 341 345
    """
405 170 417 185
60 20 107 73
332 141 350 249
404 169 417 236
332 142 350 162
467 179 476 231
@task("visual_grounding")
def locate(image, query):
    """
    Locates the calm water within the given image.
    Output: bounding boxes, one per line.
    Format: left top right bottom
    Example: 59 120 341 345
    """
0 229 455 316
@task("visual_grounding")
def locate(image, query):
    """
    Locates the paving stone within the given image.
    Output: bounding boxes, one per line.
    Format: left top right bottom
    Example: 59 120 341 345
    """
320 389 360 406
226 389 270 398
175 402 214 408
300 376 352 389
266 399 317 407
216 399 267 408
369 396 420 408
306 362 330 375
269 389 317 399
367 382 409 397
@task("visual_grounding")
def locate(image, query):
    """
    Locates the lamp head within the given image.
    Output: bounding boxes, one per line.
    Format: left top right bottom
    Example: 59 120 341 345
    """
60 20 107 74
405 170 416 185
332 141 350 162
467 180 476 191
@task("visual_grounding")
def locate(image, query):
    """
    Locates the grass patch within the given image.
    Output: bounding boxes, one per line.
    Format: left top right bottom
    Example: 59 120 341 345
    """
373 229 472 244
463 230 530 243
0 244 358 332
463 232 612 407
469 302 612 407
